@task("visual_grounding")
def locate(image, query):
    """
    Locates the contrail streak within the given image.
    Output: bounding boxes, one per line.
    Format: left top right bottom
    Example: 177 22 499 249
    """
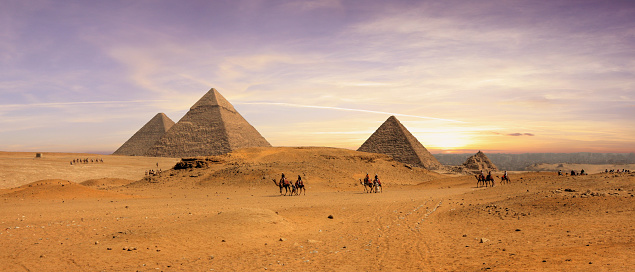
1 100 168 108
239 102 466 123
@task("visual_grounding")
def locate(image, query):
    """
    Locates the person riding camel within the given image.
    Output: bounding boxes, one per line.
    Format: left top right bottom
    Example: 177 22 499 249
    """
374 174 382 186
281 173 289 185
296 175 303 186
503 171 508 179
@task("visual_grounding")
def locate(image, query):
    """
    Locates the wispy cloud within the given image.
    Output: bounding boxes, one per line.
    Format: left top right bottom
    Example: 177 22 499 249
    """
0 100 168 109
508 133 535 137
239 102 467 123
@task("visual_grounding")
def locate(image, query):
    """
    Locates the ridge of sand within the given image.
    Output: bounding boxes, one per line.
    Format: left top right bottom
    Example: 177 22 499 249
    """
131 147 444 190
1 179 136 200
0 149 633 271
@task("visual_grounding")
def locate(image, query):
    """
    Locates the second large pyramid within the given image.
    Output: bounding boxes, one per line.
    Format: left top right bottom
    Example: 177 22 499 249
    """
358 116 442 170
145 88 271 157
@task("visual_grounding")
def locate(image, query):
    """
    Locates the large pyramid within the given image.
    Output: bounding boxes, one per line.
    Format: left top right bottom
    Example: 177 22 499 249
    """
144 88 271 158
357 116 442 170
112 113 175 156
463 151 499 172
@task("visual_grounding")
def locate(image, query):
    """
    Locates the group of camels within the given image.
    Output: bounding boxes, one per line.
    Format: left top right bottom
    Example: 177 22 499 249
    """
475 172 511 188
271 176 306 196
271 171 509 195
359 175 382 193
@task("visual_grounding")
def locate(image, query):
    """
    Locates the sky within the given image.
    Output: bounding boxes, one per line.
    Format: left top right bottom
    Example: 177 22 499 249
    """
1 0 634 154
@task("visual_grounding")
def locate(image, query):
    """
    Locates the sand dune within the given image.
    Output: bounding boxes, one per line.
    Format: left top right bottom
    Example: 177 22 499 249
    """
0 148 633 271
1 179 135 200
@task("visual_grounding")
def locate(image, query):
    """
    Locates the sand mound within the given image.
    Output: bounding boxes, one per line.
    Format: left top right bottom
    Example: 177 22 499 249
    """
210 208 290 229
80 178 136 189
1 179 134 200
134 147 443 189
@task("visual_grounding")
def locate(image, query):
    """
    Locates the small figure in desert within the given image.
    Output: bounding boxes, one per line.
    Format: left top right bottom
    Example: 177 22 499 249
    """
360 173 375 193
486 171 495 187
295 175 305 195
272 173 293 196
475 171 486 187
498 170 510 184
373 174 382 193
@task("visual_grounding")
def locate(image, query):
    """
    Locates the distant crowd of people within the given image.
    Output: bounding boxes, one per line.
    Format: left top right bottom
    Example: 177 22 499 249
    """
558 168 631 176
558 169 587 176
145 163 162 176
605 169 631 173
145 169 162 176
70 158 103 165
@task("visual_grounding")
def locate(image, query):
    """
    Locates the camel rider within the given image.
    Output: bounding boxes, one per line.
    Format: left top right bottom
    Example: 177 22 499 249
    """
503 171 508 178
374 174 382 186
296 175 304 187
281 173 289 185
365 173 370 183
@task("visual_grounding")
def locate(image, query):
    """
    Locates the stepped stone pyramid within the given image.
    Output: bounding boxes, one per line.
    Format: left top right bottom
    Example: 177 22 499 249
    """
113 113 175 156
357 116 442 170
144 88 271 158
463 151 499 172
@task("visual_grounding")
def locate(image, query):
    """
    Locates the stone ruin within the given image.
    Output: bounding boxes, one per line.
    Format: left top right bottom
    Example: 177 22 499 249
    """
462 151 499 173
357 115 442 170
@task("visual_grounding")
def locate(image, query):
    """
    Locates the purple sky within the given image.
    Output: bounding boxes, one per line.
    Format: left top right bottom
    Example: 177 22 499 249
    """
1 0 634 154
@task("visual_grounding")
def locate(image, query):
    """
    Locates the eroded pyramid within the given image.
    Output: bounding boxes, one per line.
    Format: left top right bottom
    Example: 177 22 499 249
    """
463 151 499 172
144 88 271 158
357 116 442 170
113 113 175 156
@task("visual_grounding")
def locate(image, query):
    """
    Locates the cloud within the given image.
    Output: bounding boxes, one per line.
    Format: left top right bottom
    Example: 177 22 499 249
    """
238 102 467 123
508 133 535 137
0 100 168 109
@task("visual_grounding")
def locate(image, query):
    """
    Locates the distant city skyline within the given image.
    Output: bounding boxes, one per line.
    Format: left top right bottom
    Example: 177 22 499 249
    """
1 0 634 154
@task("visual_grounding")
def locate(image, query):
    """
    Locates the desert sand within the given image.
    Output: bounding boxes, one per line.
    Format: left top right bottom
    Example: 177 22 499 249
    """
1 148 633 271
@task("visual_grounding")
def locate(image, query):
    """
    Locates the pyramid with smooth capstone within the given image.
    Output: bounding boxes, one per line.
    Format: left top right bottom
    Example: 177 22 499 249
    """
144 88 271 158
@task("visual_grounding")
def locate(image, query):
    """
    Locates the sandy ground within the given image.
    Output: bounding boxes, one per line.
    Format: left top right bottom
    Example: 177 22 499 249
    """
0 148 633 271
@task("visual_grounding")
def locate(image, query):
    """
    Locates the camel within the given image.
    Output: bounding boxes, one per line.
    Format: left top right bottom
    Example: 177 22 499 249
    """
295 179 306 196
272 178 293 196
374 178 382 193
475 173 495 188
498 175 510 185
360 177 375 193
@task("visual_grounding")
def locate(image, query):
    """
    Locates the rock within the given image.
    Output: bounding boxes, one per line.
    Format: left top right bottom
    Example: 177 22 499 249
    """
515 229 521 232
327 215 334 219
279 238 286 242
480 238 489 243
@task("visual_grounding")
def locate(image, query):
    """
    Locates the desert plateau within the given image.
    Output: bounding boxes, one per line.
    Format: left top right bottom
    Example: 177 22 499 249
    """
1 148 633 271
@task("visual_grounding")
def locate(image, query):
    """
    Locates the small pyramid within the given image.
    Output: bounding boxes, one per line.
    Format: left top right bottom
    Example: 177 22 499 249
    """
113 113 175 156
144 88 271 158
357 116 442 170
463 151 499 172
